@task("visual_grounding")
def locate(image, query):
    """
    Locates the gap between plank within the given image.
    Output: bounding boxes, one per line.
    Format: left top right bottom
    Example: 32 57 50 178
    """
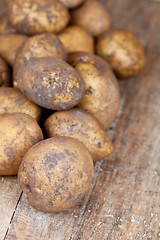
3 192 23 240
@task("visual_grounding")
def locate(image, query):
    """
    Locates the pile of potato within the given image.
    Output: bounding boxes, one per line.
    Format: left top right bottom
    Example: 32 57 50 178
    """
0 0 146 213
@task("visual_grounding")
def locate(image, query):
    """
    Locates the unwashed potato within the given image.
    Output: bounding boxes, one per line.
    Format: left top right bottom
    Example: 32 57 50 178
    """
7 0 70 35
17 57 85 110
0 57 10 87
0 113 43 175
18 136 94 212
13 33 66 88
68 52 120 129
44 108 113 161
59 0 84 8
0 3 15 34
58 26 94 54
0 87 42 121
0 33 27 66
96 29 146 78
71 0 110 37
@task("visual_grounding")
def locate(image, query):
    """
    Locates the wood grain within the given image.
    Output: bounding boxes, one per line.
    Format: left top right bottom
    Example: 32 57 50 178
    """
0 176 21 240
4 0 160 239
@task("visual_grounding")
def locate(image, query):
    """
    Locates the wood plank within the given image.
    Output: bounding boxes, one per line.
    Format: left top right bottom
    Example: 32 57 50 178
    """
0 176 21 240
4 0 160 239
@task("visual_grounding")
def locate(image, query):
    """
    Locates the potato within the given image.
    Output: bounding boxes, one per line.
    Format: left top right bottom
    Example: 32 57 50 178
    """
17 57 85 110
58 26 94 54
44 108 113 161
68 52 120 129
7 0 70 35
0 4 15 34
0 57 10 87
71 0 110 37
0 12 15 34
13 33 66 88
0 113 43 175
96 30 146 79
0 34 27 66
18 136 94 212
59 0 84 8
0 87 42 121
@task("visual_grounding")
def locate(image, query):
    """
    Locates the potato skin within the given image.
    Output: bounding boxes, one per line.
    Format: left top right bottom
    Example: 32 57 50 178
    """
68 52 120 129
0 34 27 66
17 57 85 110
0 4 15 34
59 0 84 8
13 33 66 88
18 136 94 212
58 26 94 54
71 0 110 37
44 108 113 161
0 57 11 87
7 0 70 35
0 113 43 175
96 30 146 79
0 87 42 121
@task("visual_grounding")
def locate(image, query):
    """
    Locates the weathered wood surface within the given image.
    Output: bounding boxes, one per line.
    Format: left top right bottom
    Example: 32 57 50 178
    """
0 177 21 240
2 0 160 239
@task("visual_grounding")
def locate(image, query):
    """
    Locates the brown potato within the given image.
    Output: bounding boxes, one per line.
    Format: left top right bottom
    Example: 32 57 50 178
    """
17 57 85 110
68 52 120 129
44 108 113 161
59 0 84 8
7 0 70 35
18 136 94 212
58 26 94 54
0 12 16 34
96 29 146 79
0 113 43 175
13 33 66 88
0 57 10 87
0 4 15 34
0 87 42 121
71 0 110 37
0 34 27 66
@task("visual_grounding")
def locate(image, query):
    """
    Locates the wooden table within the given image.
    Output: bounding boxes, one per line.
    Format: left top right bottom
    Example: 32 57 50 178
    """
1 0 160 239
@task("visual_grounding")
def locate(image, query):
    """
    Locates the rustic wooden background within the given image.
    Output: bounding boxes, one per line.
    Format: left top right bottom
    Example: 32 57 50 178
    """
1 0 160 239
